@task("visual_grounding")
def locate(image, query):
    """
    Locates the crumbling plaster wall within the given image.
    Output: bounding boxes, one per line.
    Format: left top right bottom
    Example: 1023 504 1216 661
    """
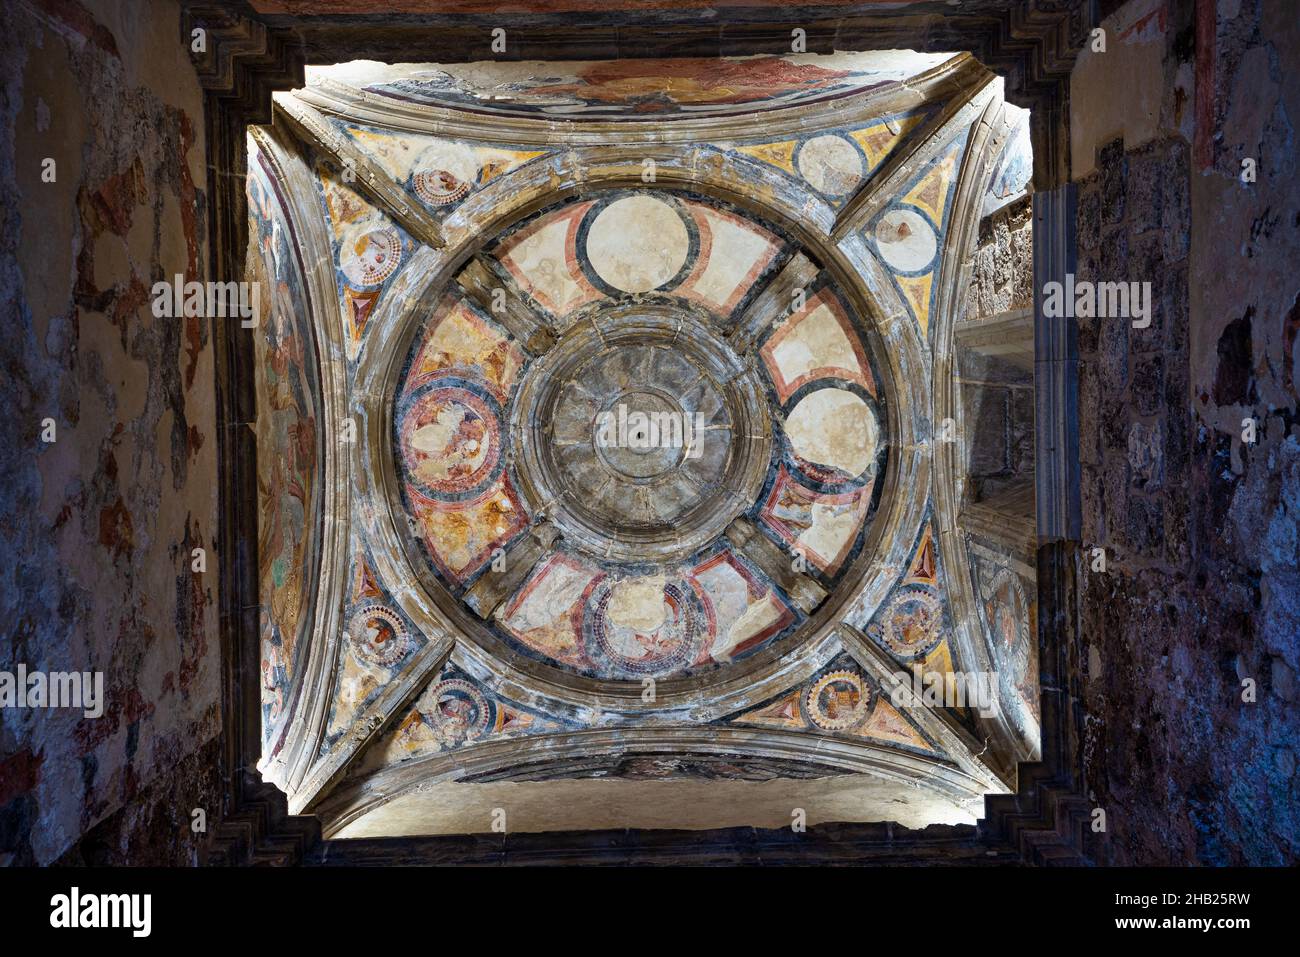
1072 0 1299 864
0 0 221 865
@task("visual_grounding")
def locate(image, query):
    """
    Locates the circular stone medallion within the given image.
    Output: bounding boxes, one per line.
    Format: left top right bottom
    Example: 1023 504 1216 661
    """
593 389 691 481
512 306 771 563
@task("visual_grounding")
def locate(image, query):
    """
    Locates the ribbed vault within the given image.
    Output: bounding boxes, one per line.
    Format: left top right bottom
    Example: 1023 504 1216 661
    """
249 50 1039 837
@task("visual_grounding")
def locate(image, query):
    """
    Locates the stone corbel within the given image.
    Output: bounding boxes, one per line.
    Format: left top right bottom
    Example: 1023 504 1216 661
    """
955 306 1035 371
462 523 560 620
456 256 557 355
724 517 827 613
726 252 819 354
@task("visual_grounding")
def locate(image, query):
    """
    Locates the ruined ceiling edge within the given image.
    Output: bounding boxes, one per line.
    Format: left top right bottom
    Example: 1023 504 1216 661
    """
314 726 993 839
182 0 1090 140
292 53 983 144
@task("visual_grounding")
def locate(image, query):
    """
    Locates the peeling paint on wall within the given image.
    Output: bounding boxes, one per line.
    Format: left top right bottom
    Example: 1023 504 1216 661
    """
1073 0 1300 865
0 0 219 865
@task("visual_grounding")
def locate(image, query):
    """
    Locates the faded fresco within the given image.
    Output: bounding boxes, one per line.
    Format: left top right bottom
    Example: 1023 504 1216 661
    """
320 540 431 748
0 0 222 865
311 52 958 121
247 52 1036 824
865 130 968 340
729 653 944 758
392 191 889 679
249 139 324 746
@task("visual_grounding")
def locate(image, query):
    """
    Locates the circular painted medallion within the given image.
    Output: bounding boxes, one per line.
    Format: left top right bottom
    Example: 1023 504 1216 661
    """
341 226 402 286
983 569 1038 725
783 386 879 486
796 135 865 197
880 583 944 658
985 570 1029 650
397 379 503 502
806 670 871 731
874 207 937 274
413 169 471 207
347 604 409 667
419 678 494 747
581 576 706 678
581 195 693 294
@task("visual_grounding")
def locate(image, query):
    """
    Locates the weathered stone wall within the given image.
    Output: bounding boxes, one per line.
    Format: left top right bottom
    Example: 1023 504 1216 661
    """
959 198 1035 504
0 0 220 865
965 198 1034 322
1072 0 1299 864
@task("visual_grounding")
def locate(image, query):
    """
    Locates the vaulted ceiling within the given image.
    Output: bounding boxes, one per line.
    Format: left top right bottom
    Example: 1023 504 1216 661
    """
249 50 1038 838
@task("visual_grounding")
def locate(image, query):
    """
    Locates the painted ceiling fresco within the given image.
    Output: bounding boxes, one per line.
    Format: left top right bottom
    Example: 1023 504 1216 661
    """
248 148 322 752
250 51 1040 836
390 191 885 680
310 52 957 121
